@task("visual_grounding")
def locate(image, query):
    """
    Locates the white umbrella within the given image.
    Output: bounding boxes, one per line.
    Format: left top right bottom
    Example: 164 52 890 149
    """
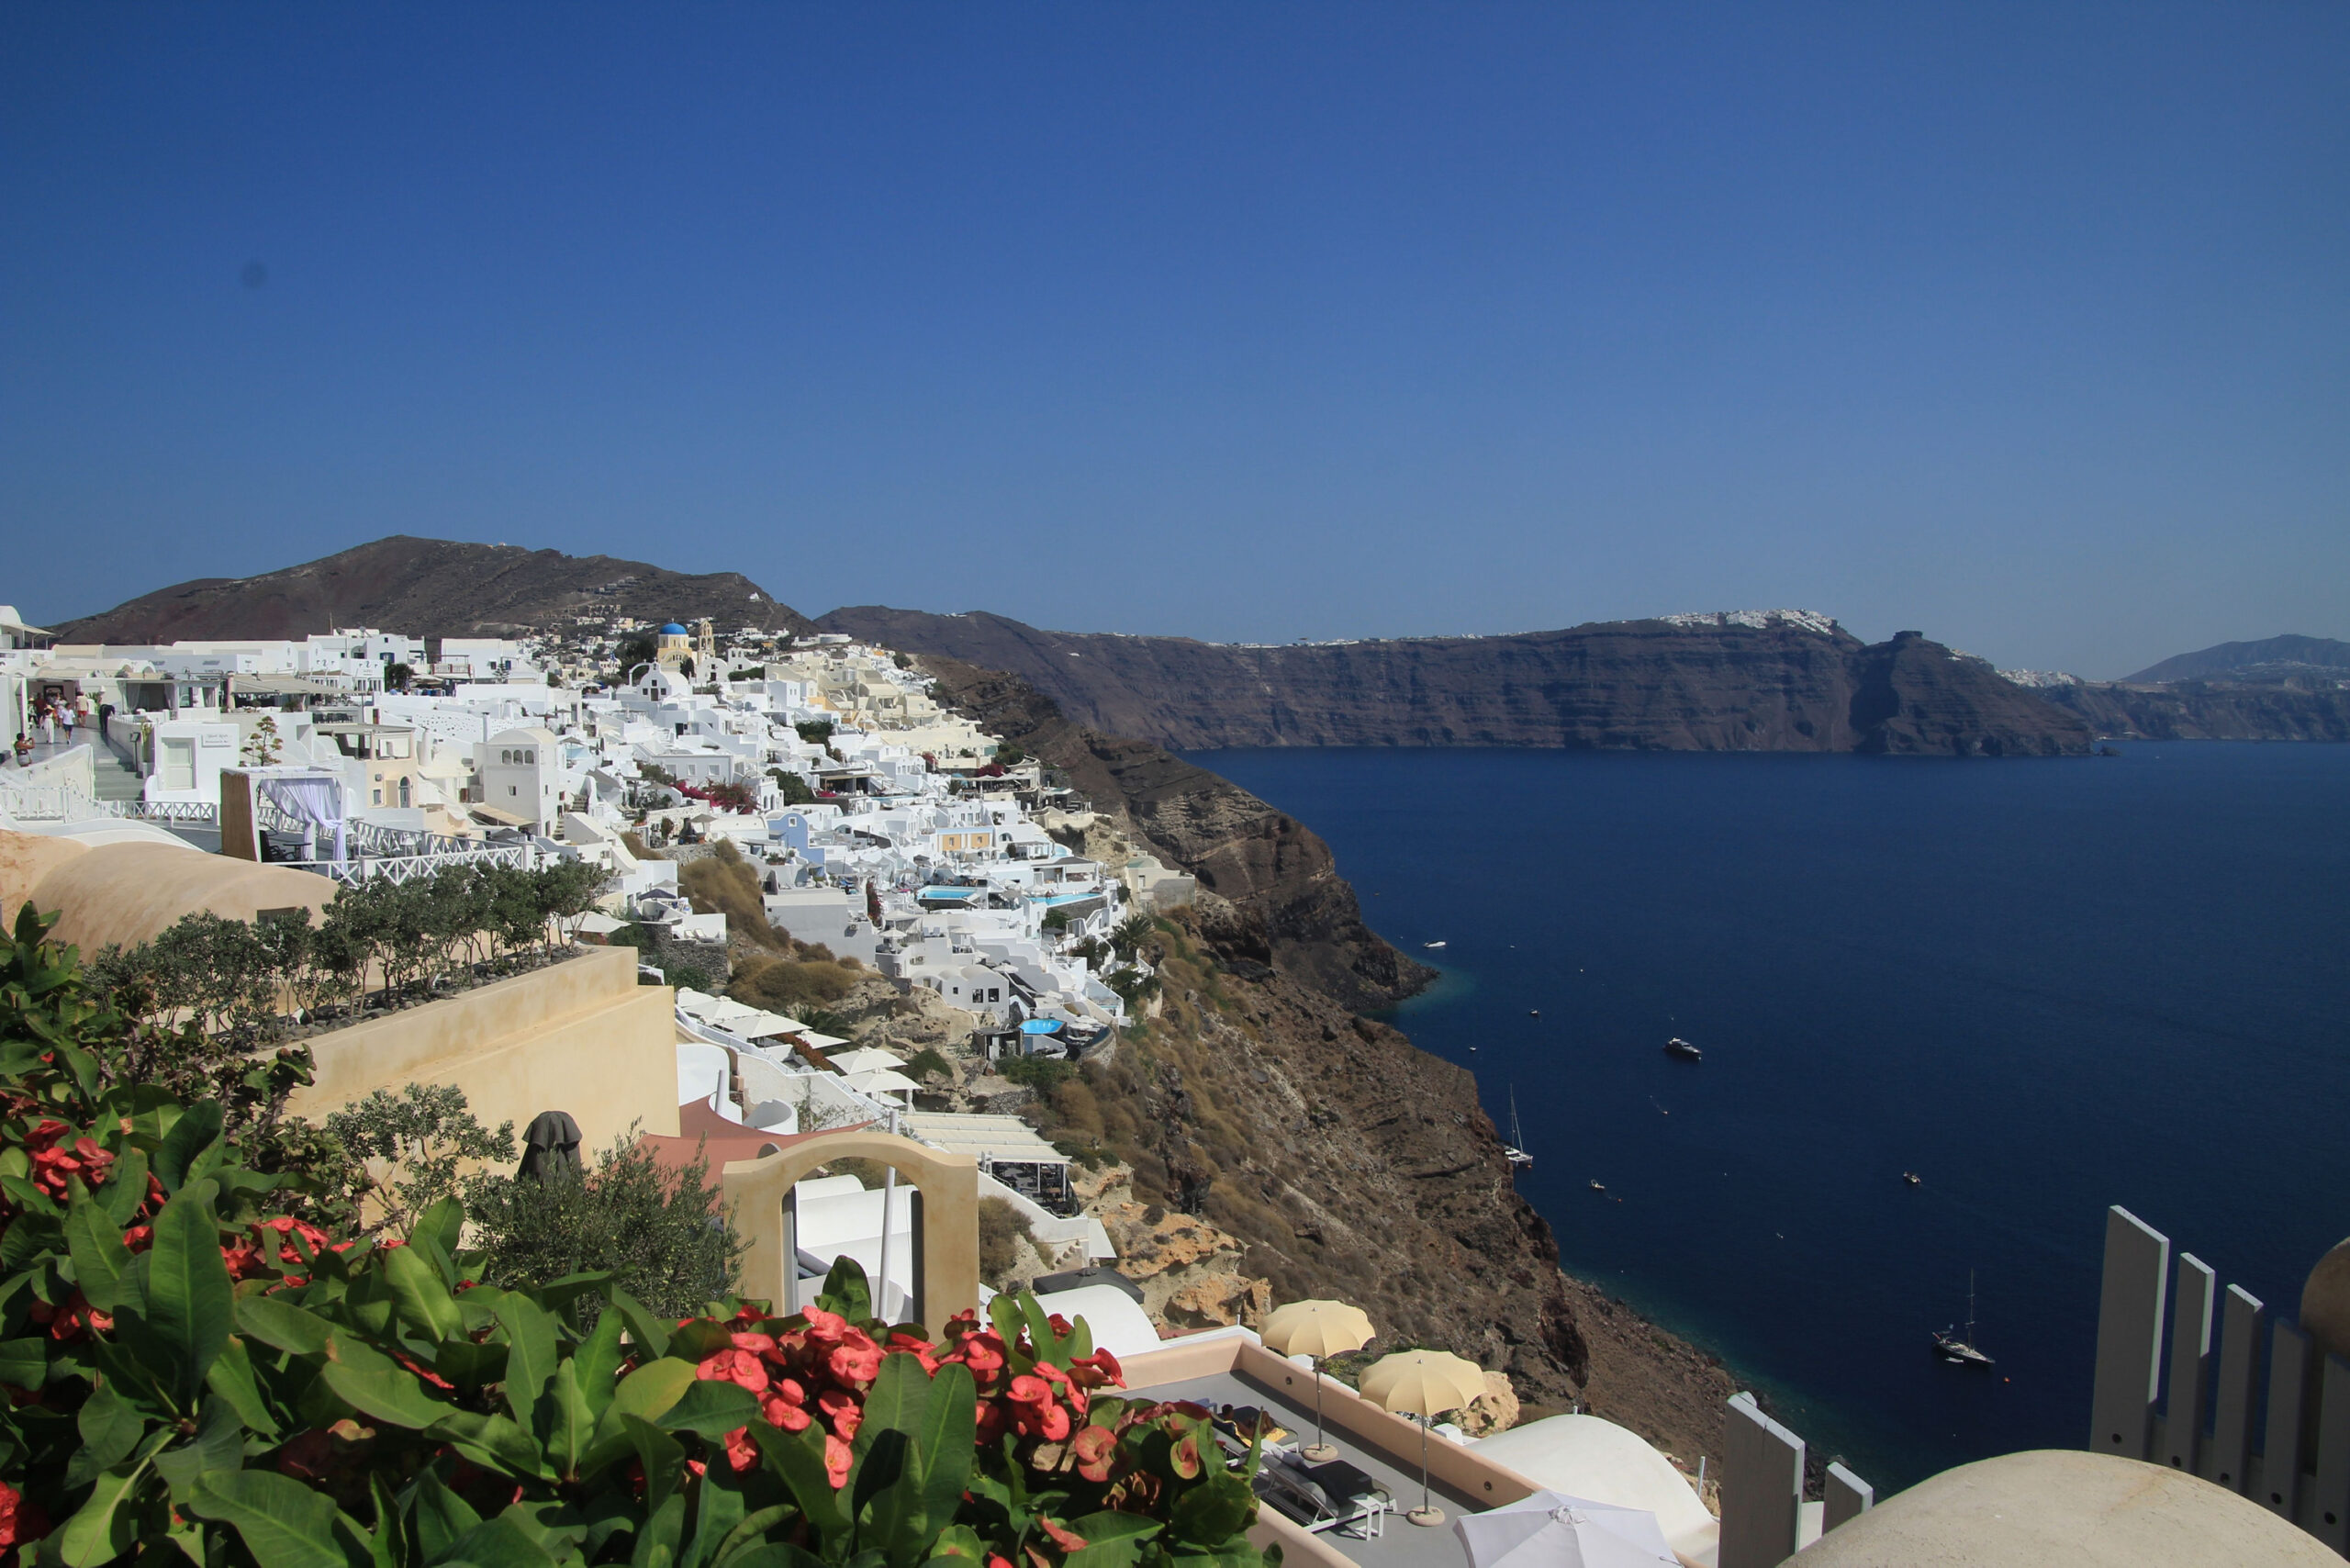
1453 1491 1677 1568
844 1068 923 1097
734 1010 802 1039
828 1046 910 1074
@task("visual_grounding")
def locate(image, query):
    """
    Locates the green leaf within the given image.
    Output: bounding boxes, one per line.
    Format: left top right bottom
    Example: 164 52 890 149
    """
542 1358 597 1482
236 1292 335 1356
849 1427 909 1553
448 1509 563 1568
654 1377 758 1440
631 1488 685 1568
917 1363 978 1546
152 1099 224 1193
688 1463 749 1568
188 1467 348 1568
407 1466 484 1563
205 1336 281 1439
425 1408 547 1478
152 1394 247 1504
572 1308 626 1421
606 1357 699 1428
70 1380 148 1480
385 1243 465 1344
63 1187 131 1315
320 1329 457 1428
622 1413 689 1518
815 1255 872 1323
0 1337 45 1394
1168 1473 1257 1549
495 1293 559 1428
145 1184 234 1404
712 1504 800 1566
97 1147 151 1227
363 1472 408 1568
52 1456 149 1567
410 1195 466 1282
743 1421 849 1541
608 1287 671 1359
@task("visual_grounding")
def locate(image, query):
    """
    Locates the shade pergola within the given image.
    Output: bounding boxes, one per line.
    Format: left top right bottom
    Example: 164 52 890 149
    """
1260 1300 1376 1462
1360 1349 1489 1528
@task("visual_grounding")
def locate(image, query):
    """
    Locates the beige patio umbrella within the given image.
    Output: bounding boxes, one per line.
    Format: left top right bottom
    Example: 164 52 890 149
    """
1360 1349 1489 1528
1260 1299 1376 1462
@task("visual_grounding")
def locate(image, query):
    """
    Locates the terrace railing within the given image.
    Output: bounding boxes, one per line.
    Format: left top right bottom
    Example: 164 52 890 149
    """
2090 1204 2350 1555
284 842 538 887
0 781 218 828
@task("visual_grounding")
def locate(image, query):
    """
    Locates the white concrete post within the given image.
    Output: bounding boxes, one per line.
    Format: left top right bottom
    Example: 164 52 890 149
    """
2309 1354 2350 1551
2207 1284 2266 1494
2090 1205 2168 1460
1719 1392 1803 1568
1822 1463 1873 1534
2162 1252 2215 1473
2263 1321 2311 1520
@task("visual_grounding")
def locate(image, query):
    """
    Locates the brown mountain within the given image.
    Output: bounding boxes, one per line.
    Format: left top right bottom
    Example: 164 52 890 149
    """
50 536 815 644
819 607 2095 756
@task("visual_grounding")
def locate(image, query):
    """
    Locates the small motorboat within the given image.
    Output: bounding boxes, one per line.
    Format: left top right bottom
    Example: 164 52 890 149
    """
1903 1171 1922 1187
1529 1009 1541 1018
1588 1179 1606 1193
1664 1036 1703 1061
1423 940 1448 949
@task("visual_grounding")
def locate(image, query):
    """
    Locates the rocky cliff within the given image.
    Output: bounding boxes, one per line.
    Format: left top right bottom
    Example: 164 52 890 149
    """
2040 680 2350 743
51 536 815 644
915 657 1735 1463
820 607 2094 756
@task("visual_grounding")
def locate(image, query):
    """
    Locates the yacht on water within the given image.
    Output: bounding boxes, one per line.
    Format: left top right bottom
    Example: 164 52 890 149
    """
1423 940 1448 949
1503 1086 1534 1170
1664 1036 1703 1061
1933 1271 1995 1367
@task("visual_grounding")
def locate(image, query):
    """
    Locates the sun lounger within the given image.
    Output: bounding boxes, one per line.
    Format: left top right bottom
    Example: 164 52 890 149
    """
1255 1451 1391 1539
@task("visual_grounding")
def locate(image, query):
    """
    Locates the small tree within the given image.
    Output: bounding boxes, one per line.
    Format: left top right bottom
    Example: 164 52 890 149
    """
768 766 818 805
239 711 284 766
386 660 413 691
795 718 835 745
324 1081 516 1235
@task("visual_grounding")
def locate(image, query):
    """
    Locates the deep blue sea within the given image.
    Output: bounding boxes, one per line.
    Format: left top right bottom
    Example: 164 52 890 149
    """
1181 743 2350 1493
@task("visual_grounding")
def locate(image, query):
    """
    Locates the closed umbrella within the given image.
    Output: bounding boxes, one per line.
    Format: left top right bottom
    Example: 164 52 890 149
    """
1360 1350 1488 1528
1260 1300 1375 1462
1453 1490 1677 1568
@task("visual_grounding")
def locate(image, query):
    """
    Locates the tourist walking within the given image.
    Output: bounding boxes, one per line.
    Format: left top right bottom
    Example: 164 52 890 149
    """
11 733 29 767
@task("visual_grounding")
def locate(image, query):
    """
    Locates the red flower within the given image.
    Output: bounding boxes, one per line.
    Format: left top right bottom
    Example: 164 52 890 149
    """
1039 1517 1090 1553
731 1330 778 1357
823 1432 854 1488
118 1225 153 1253
975 1400 1007 1443
699 1349 769 1393
25 1125 114 1201
723 1426 759 1473
828 1334 883 1385
802 1305 849 1345
1067 1348 1124 1389
1007 1373 1053 1408
763 1394 811 1432
817 1387 863 1439
1071 1425 1118 1482
0 1476 50 1551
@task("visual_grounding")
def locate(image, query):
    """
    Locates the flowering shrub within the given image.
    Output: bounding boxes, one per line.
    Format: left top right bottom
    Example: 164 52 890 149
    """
0 908 1273 1568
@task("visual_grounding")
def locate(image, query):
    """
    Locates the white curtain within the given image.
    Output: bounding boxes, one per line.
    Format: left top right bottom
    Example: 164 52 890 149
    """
260 775 345 861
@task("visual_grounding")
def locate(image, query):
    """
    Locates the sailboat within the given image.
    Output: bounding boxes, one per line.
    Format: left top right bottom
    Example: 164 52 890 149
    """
1503 1085 1534 1170
1932 1271 1995 1367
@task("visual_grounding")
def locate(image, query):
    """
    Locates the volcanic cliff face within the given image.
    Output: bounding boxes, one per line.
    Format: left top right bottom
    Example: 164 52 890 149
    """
820 607 2094 756
50 536 815 644
2039 681 2350 742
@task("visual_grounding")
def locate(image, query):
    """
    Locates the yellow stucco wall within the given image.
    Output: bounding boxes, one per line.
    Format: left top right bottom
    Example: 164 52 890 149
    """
722 1132 980 1328
19 835 336 951
285 945 679 1153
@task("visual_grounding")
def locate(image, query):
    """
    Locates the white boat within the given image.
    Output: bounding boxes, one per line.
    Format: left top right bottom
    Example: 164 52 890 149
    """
1664 1036 1703 1061
1503 1085 1534 1170
1423 940 1448 949
1933 1271 1995 1367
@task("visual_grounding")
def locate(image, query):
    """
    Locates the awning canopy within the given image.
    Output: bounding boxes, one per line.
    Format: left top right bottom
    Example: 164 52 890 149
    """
899 1112 1070 1167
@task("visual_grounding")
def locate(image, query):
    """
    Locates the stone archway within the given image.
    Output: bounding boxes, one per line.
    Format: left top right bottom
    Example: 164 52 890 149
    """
722 1132 979 1329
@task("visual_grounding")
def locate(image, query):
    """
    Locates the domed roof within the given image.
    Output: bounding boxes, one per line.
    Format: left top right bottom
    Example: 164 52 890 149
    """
659 622 688 634
1792 1449 2335 1566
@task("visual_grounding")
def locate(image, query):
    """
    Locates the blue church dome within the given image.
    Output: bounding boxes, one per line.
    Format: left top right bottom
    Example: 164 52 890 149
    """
659 622 688 634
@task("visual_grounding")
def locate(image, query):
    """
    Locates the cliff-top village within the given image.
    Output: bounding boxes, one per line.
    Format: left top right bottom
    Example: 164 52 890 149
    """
0 604 2336 1568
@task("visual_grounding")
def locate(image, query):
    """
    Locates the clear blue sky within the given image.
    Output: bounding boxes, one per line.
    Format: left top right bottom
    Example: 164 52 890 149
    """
5 4 2343 678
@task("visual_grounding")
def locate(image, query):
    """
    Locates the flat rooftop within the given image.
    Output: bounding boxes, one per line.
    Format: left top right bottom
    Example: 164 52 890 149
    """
1124 1362 1483 1568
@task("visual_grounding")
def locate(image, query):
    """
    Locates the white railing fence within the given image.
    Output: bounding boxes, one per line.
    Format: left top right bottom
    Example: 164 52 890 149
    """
2091 1204 2350 1555
1717 1394 1874 1568
285 843 538 886
0 781 218 827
